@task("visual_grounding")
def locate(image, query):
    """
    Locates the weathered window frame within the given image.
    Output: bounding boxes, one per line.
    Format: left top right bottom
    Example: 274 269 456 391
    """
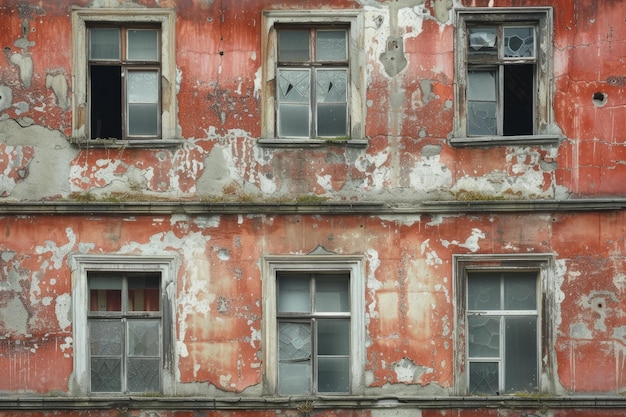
453 254 555 395
70 254 177 396
260 10 367 147
71 8 180 148
262 254 365 395
451 8 559 147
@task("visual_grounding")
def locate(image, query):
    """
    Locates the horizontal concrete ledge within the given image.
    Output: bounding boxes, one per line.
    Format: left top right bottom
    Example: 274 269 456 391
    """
1 395 626 411
0 199 625 216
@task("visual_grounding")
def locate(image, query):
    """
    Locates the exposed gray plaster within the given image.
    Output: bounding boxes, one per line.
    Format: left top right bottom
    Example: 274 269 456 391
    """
46 72 70 110
380 36 408 77
0 86 13 112
10 53 33 88
0 297 29 335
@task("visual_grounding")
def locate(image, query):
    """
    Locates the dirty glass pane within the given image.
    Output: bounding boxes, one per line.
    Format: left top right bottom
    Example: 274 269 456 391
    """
127 358 160 392
279 104 310 137
279 322 311 360
89 276 122 311
317 319 350 355
467 70 497 136
278 275 311 313
504 316 538 393
128 320 160 356
91 357 122 392
469 362 498 395
468 316 500 358
504 26 534 58
128 71 159 103
278 30 309 62
315 275 349 312
90 28 120 60
278 69 310 103
316 70 347 103
128 104 159 136
318 357 350 392
317 104 348 137
127 29 158 61
504 273 536 310
468 27 497 55
279 361 312 394
317 30 347 61
467 70 496 101
468 272 500 310
90 320 123 355
128 274 160 312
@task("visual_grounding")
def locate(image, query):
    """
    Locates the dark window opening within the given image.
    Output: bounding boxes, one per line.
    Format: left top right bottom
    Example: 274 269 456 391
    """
503 64 534 136
90 65 122 139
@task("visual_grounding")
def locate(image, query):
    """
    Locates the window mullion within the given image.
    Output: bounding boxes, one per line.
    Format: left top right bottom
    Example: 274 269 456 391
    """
499 315 505 394
312 317 318 394
497 64 504 136
310 68 317 138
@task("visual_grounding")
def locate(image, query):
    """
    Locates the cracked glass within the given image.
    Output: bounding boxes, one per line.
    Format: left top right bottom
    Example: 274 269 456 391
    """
504 26 534 58
467 70 497 136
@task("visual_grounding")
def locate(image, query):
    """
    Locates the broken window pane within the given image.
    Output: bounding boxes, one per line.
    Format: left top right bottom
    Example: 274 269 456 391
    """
317 30 347 61
469 362 498 395
316 70 348 137
467 70 497 136
278 322 312 394
468 272 500 310
468 27 497 55
504 272 536 310
468 316 500 358
127 29 158 61
504 316 538 393
315 275 350 312
90 28 120 60
504 26 534 58
278 30 309 62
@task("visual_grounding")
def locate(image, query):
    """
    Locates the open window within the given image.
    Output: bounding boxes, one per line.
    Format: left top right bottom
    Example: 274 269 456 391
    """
452 8 557 146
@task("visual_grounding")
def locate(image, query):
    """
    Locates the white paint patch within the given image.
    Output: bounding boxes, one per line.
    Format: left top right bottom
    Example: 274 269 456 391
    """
441 228 485 253
614 273 626 291
35 227 77 269
55 293 72 331
410 155 452 193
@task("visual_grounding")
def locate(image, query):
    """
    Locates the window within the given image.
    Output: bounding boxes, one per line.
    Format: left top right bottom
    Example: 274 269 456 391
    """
452 8 556 146
261 10 366 146
71 9 178 146
88 271 162 393
454 254 555 395
263 254 365 395
89 25 161 140
71 255 176 395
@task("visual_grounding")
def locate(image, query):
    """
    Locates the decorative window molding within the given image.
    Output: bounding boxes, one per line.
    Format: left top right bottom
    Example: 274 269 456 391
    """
260 10 367 147
70 254 177 395
451 7 560 147
453 254 556 395
71 8 180 148
262 253 365 395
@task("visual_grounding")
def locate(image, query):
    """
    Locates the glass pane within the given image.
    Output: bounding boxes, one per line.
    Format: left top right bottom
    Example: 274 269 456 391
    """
127 29 158 61
128 103 159 136
278 275 311 313
278 69 310 103
127 358 160 392
505 316 538 393
278 104 309 137
504 26 534 58
468 316 500 358
90 320 123 355
279 322 311 361
278 30 309 62
468 272 501 310
468 27 497 55
279 361 311 395
469 362 498 395
91 357 122 392
90 28 120 60
318 357 350 392
504 273 537 310
128 320 160 356
128 71 159 103
128 274 161 312
315 275 349 312
468 101 497 136
317 30 347 61
317 104 348 137
316 70 347 103
317 319 350 355
467 70 496 101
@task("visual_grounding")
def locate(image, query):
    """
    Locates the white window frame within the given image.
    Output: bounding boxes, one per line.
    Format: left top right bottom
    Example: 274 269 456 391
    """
70 254 177 396
451 7 559 147
453 254 555 395
260 10 367 147
262 254 365 395
71 8 179 147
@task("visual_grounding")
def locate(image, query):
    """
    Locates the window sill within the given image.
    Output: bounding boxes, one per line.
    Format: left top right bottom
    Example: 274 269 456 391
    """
449 134 561 147
70 138 185 149
258 138 369 148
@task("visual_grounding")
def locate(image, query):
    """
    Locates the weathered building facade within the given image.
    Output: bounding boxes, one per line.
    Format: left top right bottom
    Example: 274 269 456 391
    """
0 0 625 416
